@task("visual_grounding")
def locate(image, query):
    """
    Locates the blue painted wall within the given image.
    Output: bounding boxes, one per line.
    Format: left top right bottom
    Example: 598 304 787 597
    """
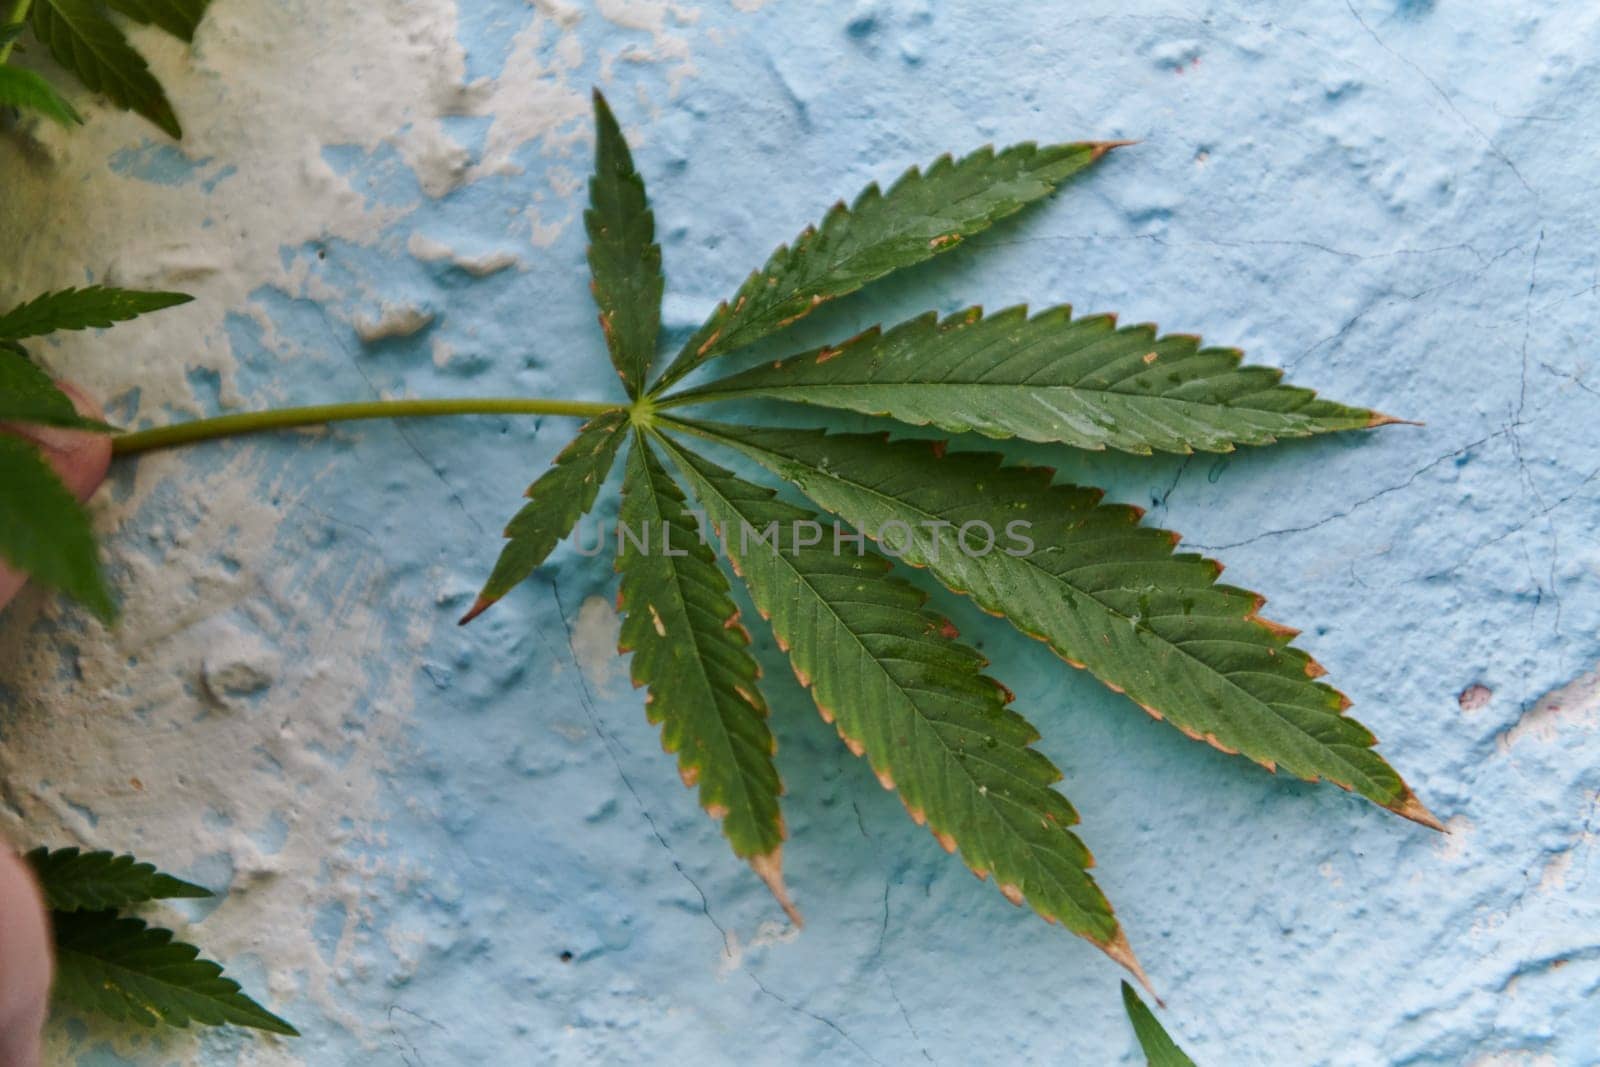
5 2 1600 1063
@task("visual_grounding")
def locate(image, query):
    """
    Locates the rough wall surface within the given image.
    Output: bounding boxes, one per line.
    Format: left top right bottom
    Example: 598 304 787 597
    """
3 1 1598 1063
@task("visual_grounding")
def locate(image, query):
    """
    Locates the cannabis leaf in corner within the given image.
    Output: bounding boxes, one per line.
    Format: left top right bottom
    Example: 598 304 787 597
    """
28 845 297 1036
2 0 213 136
1122 981 1198 1066
0 285 191 621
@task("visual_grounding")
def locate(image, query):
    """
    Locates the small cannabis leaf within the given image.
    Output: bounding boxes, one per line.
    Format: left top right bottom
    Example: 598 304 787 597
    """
1122 981 1198 1067
0 285 191 621
52 911 298 1035
651 137 1127 391
26 846 211 912
28 845 296 1036
670 305 1401 454
0 286 192 340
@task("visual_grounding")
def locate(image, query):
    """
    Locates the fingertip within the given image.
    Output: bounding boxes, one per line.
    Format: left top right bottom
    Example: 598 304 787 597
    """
42 381 112 502
0 850 52 1067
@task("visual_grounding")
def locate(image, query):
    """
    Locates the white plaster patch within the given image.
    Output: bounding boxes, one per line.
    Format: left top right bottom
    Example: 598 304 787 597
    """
1503 663 1600 748
406 233 520 277
572 594 624 697
354 302 434 343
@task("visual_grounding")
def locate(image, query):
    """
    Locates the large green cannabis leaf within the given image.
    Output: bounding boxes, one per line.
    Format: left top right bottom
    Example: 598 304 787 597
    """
0 286 190 621
29 846 296 1036
457 91 1438 984
4 0 212 136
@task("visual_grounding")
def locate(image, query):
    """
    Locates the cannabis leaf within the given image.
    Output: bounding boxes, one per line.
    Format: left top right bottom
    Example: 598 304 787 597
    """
26 846 211 912
588 90 664 398
614 431 797 920
0 63 83 125
0 285 190 621
673 420 1438 828
462 410 627 622
52 910 298 1035
30 0 179 136
1122 981 1198 1066
0 286 192 340
651 138 1127 391
670 305 1400 455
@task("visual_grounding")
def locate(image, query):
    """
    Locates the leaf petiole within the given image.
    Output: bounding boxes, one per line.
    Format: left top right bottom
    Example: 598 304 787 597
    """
111 397 624 456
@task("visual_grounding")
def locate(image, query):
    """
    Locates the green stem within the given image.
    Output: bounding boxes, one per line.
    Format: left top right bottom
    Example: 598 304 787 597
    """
0 0 32 65
111 397 622 456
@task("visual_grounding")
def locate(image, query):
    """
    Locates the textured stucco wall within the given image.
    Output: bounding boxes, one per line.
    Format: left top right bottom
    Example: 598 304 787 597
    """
3 1 1600 1063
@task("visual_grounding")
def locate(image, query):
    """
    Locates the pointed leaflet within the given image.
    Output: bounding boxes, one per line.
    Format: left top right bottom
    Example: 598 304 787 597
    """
0 65 84 125
651 140 1125 392
26 847 210 912
653 434 1143 974
587 91 664 398
671 419 1438 828
29 0 180 137
52 910 297 1035
614 432 795 918
461 410 627 623
107 0 210 42
0 286 192 340
668 305 1392 455
1122 982 1198 1067
0 436 113 620
0 352 117 431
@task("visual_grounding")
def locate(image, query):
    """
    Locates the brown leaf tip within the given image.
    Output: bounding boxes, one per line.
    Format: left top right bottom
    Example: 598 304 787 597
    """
1105 928 1159 1004
1090 139 1140 162
1394 789 1446 832
750 849 803 927
458 596 495 626
1367 412 1424 429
